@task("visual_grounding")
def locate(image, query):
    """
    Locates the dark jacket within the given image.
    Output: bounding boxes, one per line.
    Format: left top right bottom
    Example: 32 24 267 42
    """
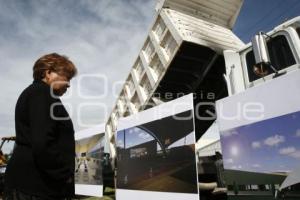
4 79 75 198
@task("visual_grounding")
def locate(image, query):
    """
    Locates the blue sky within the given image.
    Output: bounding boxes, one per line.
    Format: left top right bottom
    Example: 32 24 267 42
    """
1 0 300 142
117 127 155 149
234 0 300 42
221 111 300 173
117 126 194 150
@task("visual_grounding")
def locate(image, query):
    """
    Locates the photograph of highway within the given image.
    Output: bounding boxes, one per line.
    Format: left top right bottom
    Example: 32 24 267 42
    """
75 133 105 185
220 110 300 198
116 110 198 194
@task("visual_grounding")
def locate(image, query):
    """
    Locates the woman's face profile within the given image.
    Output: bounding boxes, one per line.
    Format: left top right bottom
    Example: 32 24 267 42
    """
43 70 70 96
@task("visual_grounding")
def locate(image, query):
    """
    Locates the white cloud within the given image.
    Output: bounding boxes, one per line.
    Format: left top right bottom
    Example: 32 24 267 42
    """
134 127 140 133
224 158 234 164
229 165 242 170
128 129 134 134
138 132 151 140
278 146 300 159
264 135 285 147
117 139 124 147
128 127 144 135
0 1 156 135
252 141 261 149
290 151 300 159
279 147 296 155
252 164 261 168
296 129 300 137
230 145 240 157
221 129 239 137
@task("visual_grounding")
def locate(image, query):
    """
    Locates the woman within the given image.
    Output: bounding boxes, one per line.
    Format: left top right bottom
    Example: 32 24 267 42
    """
4 53 77 200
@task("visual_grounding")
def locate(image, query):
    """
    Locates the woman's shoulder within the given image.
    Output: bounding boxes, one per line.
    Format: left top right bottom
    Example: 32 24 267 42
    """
18 80 54 103
29 80 50 92
28 80 53 96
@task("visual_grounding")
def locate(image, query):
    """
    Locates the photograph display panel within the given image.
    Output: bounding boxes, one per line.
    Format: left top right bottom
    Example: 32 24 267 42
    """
216 71 300 195
75 124 105 197
116 94 199 200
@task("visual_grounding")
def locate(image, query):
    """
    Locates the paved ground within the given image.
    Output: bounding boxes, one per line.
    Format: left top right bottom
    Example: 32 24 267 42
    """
75 158 102 185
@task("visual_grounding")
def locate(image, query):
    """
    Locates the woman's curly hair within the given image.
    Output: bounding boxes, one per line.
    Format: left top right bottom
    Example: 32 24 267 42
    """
33 53 77 80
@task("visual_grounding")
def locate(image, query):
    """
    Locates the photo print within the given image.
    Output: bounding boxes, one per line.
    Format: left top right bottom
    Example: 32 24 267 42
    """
75 133 104 185
116 94 199 200
74 124 105 197
216 71 300 197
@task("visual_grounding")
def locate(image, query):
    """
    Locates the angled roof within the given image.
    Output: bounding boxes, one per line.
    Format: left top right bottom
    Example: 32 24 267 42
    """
280 167 300 190
140 110 194 147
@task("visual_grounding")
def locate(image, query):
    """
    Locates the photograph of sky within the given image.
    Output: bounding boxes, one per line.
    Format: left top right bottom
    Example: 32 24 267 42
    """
117 126 195 150
221 110 300 174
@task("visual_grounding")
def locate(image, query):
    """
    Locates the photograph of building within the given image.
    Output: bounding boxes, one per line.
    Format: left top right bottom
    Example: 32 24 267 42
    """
75 133 105 185
116 109 198 194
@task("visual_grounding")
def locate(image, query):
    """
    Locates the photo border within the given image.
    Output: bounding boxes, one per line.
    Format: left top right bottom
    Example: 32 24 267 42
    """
74 123 105 197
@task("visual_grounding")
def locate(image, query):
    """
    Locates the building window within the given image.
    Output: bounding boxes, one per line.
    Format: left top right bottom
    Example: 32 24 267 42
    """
246 34 296 82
